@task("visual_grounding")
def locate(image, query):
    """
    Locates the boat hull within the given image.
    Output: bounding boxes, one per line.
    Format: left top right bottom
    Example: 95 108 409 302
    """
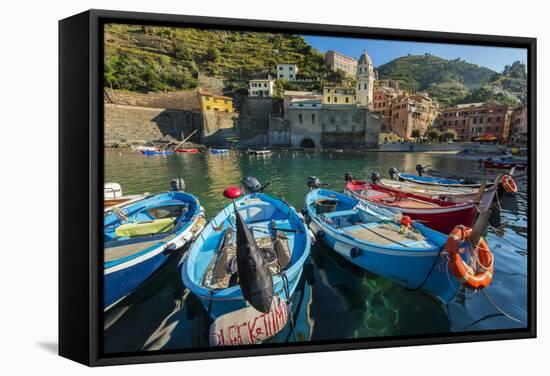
305 189 459 302
175 148 199 154
345 182 477 234
182 193 311 321
379 178 496 211
103 191 205 310
484 160 527 170
398 172 486 188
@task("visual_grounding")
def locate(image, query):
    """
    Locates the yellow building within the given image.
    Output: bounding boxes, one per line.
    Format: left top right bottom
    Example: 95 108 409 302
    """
322 87 356 105
199 91 234 113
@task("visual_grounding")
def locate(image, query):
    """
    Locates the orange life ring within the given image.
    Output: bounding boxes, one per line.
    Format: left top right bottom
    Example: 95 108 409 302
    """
445 225 494 290
501 175 517 193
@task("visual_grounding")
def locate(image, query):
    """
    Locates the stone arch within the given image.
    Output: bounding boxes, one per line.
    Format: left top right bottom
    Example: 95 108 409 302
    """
300 138 315 148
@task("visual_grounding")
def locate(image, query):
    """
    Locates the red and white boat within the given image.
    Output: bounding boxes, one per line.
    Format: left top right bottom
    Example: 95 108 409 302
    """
344 179 478 234
175 148 199 154
483 158 527 170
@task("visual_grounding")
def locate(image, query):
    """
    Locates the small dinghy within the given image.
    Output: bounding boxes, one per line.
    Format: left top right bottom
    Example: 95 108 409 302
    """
344 173 477 234
182 177 312 346
103 178 205 311
248 148 272 156
483 158 527 170
399 164 492 188
142 149 173 156
175 148 199 154
305 178 473 302
210 148 229 154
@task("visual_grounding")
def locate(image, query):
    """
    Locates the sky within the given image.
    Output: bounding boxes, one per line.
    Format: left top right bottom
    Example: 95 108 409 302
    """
302 35 527 72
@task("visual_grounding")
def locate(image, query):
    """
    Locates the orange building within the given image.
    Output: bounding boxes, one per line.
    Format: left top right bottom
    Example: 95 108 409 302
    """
391 93 438 139
372 87 398 132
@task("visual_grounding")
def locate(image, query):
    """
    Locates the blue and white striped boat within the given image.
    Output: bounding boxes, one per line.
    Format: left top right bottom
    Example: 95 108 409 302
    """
104 190 205 311
182 192 312 321
210 148 229 154
398 172 484 188
305 188 458 302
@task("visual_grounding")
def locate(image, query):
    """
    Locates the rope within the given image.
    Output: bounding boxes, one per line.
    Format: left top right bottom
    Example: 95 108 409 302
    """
279 271 297 341
481 289 523 324
487 223 527 251
405 244 445 292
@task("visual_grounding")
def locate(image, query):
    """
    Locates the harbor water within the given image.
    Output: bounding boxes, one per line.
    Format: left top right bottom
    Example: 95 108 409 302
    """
103 149 528 353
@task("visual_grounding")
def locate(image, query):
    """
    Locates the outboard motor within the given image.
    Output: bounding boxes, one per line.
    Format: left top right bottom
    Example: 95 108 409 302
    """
415 164 425 176
371 172 381 184
388 167 399 180
242 176 262 194
344 172 353 182
307 176 321 190
170 177 186 191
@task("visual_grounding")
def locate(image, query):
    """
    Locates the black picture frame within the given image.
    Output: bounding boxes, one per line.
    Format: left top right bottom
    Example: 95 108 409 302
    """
59 9 537 367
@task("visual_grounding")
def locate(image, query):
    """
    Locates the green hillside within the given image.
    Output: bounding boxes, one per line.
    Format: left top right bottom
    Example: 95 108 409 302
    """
376 54 526 106
104 24 331 93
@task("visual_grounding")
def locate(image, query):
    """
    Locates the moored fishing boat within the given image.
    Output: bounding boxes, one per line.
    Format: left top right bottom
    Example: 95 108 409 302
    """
305 182 495 303
142 149 173 156
483 158 527 170
181 177 312 346
398 172 488 188
104 179 205 311
344 174 477 234
378 177 496 211
104 182 149 213
175 148 199 154
247 148 272 156
210 148 229 154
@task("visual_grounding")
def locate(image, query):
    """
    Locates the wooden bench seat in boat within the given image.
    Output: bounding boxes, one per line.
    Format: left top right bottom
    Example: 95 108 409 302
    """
343 223 431 248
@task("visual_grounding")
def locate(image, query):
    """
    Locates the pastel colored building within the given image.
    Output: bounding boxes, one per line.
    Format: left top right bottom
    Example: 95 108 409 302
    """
248 79 275 97
322 87 356 105
509 103 528 144
325 50 357 76
276 63 298 80
199 91 234 113
391 93 438 139
441 102 510 142
372 87 398 131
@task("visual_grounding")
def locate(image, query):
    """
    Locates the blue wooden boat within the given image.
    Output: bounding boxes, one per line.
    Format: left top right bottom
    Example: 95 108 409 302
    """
104 190 205 311
142 149 173 156
210 148 229 154
181 189 312 323
305 188 458 302
398 172 485 188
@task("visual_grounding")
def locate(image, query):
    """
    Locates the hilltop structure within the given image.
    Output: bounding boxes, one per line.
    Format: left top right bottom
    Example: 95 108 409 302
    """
325 50 357 76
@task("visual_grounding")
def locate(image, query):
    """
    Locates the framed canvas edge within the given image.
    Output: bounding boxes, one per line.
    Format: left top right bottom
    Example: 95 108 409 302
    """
69 8 536 367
